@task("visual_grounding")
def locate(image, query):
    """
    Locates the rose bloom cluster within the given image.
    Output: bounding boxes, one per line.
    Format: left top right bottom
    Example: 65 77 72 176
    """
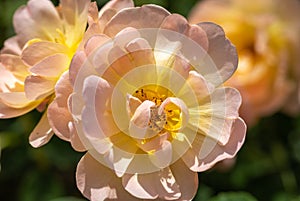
189 0 300 126
0 0 247 200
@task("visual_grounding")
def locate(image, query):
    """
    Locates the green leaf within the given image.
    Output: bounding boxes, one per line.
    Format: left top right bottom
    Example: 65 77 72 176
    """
49 197 86 201
208 192 258 201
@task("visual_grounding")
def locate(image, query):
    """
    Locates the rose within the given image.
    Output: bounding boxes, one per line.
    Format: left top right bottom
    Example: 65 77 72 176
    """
49 3 246 200
189 0 300 126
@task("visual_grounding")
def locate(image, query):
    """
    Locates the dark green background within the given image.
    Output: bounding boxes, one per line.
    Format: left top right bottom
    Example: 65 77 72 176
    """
1 0 300 200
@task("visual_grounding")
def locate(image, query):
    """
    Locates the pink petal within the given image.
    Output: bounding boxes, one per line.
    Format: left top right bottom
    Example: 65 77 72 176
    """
0 100 39 119
148 140 173 169
29 53 70 77
1 36 22 55
170 159 198 201
81 75 119 153
170 55 191 80
122 167 181 200
29 112 54 148
76 153 140 201
0 63 24 93
69 122 86 152
98 139 137 177
126 94 142 117
84 34 110 56
101 45 135 86
98 0 134 32
178 70 214 107
198 22 238 86
98 9 117 33
0 92 35 108
69 51 87 86
136 132 169 153
99 0 134 18
60 0 90 26
24 75 56 100
13 0 62 46
129 100 156 139
60 0 90 47
87 2 98 25
125 37 155 67
47 72 73 141
183 117 246 172
0 54 29 80
103 5 170 37
22 41 69 66
193 87 242 145
160 14 208 51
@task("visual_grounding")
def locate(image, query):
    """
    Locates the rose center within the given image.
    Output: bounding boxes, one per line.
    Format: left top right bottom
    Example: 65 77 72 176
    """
133 85 182 133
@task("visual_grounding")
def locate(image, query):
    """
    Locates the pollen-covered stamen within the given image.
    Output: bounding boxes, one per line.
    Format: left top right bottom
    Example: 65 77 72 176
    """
132 85 185 134
148 105 166 132
134 85 172 106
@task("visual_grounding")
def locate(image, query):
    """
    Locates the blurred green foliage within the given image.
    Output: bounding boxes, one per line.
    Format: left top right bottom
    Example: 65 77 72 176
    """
1 0 300 201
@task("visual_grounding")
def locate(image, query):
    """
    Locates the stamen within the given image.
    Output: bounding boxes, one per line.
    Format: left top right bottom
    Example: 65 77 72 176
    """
148 106 166 132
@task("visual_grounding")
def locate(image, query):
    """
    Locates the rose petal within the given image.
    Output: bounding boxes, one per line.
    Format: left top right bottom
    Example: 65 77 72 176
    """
183 117 246 172
178 70 214 108
29 112 54 148
87 2 98 24
84 34 110 56
60 0 90 48
60 0 90 26
160 14 208 51
48 72 73 141
198 22 238 86
126 94 142 117
0 54 28 80
136 132 169 153
22 41 69 66
189 87 242 145
122 167 181 200
103 5 170 37
99 140 137 177
82 75 119 140
149 140 173 169
159 97 189 130
24 75 56 100
76 153 140 201
125 37 155 67
29 53 70 77
0 92 35 108
69 122 86 152
0 100 39 119
69 51 87 86
98 9 117 33
0 63 24 93
102 44 136 85
99 0 134 18
1 36 22 55
129 100 155 139
13 0 62 46
169 159 198 201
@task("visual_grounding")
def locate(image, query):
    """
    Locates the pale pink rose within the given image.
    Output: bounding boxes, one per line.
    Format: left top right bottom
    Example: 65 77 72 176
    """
0 0 92 147
56 2 247 200
189 0 300 126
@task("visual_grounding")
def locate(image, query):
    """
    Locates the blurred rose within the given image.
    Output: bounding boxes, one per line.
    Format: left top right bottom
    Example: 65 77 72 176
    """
0 0 91 147
51 1 247 200
189 0 300 126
